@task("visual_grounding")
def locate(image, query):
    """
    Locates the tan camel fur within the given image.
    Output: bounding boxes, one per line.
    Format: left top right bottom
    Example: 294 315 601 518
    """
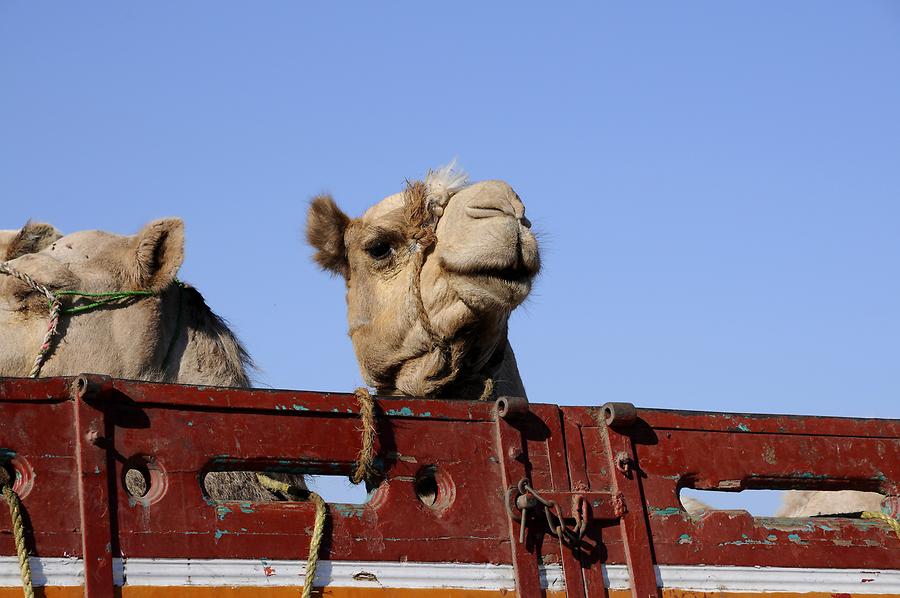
776 490 885 517
0 221 62 262
0 219 300 501
307 164 540 400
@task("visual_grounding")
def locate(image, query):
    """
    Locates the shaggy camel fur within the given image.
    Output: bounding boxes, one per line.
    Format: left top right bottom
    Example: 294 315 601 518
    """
307 164 540 400
0 222 62 262
0 219 300 501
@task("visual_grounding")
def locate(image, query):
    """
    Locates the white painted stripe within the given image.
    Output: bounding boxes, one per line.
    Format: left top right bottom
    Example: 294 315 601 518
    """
1 557 899 593
655 565 900 593
121 559 543 590
0 557 84 587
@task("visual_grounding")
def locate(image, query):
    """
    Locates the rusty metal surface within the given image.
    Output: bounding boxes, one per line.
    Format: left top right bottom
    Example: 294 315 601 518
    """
1 376 899 596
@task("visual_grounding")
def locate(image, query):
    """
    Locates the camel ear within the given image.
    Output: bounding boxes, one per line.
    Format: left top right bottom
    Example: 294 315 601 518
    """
5 221 63 260
306 194 350 277
131 218 184 291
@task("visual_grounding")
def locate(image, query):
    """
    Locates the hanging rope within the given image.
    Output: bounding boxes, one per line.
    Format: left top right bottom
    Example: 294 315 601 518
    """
2 481 34 598
0 262 61 378
351 387 377 485
255 474 327 598
862 510 900 541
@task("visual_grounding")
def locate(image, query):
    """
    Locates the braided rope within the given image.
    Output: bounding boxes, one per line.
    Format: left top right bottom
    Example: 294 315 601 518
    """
2 484 34 598
0 262 61 378
862 510 900 541
255 474 327 598
351 387 377 485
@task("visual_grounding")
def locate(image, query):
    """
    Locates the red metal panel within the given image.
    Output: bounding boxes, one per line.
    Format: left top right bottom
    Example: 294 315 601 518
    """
1 376 899 596
568 407 900 570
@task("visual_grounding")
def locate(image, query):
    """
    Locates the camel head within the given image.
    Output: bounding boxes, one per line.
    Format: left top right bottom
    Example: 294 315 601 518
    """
307 164 540 399
0 218 249 386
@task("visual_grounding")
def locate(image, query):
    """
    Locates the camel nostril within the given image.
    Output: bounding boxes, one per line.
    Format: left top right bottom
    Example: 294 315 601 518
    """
520 216 532 229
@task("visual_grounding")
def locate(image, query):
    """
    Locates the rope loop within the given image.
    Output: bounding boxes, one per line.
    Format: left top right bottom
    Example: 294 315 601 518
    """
0 261 161 378
351 387 377 485
0 261 61 378
2 483 35 598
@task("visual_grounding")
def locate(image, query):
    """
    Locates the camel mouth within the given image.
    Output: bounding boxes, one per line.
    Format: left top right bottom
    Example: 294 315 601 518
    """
468 264 535 286
443 262 536 312
441 257 538 287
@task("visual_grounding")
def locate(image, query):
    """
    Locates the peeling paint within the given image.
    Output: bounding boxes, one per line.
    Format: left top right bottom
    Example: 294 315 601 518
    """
333 504 365 519
216 505 233 521
214 529 230 540
648 506 681 517
787 533 807 545
677 534 692 544
720 533 774 547
291 404 309 411
385 407 414 417
238 502 255 514
735 423 750 432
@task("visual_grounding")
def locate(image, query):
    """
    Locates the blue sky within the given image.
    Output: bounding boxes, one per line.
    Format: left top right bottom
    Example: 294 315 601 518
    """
2 3 898 509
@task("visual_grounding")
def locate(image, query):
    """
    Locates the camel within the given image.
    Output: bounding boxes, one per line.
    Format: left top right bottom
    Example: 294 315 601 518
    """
776 490 886 517
682 490 887 518
305 164 895 517
306 163 540 400
0 219 300 500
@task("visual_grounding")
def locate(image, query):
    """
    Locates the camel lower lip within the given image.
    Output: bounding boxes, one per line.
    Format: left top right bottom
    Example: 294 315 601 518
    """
470 270 532 286
447 270 532 309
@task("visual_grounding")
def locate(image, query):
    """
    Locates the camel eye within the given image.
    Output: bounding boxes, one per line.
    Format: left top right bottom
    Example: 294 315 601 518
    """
365 240 392 260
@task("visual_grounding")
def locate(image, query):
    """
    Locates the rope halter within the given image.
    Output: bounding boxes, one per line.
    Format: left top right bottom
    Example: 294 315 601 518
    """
397 165 495 399
0 260 162 378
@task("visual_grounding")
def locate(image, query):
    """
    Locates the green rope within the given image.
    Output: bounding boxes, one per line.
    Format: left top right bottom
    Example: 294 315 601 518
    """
52 290 156 314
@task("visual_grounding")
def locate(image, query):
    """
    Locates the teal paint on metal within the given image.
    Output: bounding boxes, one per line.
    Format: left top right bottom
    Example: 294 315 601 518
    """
648 506 681 517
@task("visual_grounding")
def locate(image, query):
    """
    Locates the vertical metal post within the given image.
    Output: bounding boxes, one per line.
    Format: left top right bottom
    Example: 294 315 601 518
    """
541 405 587 598
72 376 116 598
494 397 543 597
600 403 659 598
